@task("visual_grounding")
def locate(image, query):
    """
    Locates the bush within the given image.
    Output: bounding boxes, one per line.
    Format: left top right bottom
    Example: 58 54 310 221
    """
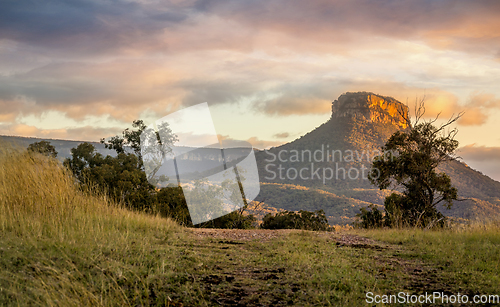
261 210 329 231
155 186 193 226
27 140 58 158
197 210 257 229
355 204 384 229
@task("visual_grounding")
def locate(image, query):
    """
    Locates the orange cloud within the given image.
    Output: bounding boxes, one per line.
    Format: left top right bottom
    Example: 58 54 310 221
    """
458 93 500 126
0 123 123 142
12 124 40 137
458 108 488 126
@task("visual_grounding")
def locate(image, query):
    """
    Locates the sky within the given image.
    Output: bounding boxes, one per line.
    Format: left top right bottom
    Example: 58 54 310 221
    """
1 0 500 180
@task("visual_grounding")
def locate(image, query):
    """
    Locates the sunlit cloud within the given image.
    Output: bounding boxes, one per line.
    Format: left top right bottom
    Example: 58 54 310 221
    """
458 93 500 126
0 0 499 158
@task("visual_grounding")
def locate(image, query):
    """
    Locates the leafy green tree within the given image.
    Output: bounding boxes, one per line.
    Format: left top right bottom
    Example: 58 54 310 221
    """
27 141 58 158
64 142 155 211
63 142 97 182
369 100 463 228
101 120 177 166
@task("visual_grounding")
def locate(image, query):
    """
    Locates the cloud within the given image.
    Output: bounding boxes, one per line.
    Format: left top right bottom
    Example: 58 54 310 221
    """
253 81 334 116
457 144 500 181
0 60 187 121
0 0 191 57
179 79 262 107
458 145 500 162
0 123 122 142
1 0 499 147
273 132 289 139
458 93 500 126
1 0 499 59
195 0 500 57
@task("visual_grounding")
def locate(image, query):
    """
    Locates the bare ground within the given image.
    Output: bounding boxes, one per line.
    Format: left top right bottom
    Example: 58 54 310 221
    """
186 228 471 306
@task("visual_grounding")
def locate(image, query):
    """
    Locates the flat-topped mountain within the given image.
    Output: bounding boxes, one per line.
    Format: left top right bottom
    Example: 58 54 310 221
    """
331 92 409 129
255 92 500 224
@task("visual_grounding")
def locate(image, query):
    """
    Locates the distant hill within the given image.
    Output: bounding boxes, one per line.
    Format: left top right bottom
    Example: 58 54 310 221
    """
0 135 117 162
254 92 500 224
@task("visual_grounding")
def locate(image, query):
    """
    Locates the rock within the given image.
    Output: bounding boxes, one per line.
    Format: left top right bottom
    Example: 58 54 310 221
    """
331 92 409 129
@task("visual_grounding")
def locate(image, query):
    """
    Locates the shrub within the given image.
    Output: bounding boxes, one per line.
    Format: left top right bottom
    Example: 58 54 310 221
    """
197 211 257 229
355 204 384 229
261 210 329 231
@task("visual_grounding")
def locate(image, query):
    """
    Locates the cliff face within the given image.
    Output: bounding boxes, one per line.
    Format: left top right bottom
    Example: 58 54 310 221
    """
331 92 409 129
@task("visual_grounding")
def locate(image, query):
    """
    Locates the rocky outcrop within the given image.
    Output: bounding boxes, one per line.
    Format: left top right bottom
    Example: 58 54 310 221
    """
331 92 409 129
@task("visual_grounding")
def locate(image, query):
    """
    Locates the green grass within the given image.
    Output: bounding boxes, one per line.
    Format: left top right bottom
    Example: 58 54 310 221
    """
1 147 499 306
358 224 500 295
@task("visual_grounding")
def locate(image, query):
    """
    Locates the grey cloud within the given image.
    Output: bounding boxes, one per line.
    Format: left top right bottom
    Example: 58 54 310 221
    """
194 0 500 56
0 0 190 56
0 61 183 121
179 79 262 107
253 80 337 116
458 146 500 162
2 0 499 58
458 145 500 181
273 132 289 139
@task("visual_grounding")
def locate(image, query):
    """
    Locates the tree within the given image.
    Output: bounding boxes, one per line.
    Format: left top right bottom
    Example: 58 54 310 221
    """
63 142 155 211
101 120 177 168
66 119 256 228
27 141 58 158
63 142 97 182
369 98 463 228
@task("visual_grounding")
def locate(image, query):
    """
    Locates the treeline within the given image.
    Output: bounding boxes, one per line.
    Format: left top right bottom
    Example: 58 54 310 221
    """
26 121 330 231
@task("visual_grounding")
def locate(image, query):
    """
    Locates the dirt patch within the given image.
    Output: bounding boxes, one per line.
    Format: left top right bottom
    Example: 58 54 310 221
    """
190 228 386 247
189 229 475 305
190 228 299 242
201 266 301 306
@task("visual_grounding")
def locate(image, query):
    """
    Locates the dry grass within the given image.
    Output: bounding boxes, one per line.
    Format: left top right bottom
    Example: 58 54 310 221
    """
0 146 183 306
1 144 499 306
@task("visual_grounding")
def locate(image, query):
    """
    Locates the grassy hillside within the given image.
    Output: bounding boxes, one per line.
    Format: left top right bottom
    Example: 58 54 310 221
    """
255 183 379 225
0 148 184 305
1 145 500 306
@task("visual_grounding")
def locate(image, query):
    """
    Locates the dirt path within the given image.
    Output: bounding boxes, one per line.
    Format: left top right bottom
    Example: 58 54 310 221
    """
189 228 383 247
188 228 464 305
